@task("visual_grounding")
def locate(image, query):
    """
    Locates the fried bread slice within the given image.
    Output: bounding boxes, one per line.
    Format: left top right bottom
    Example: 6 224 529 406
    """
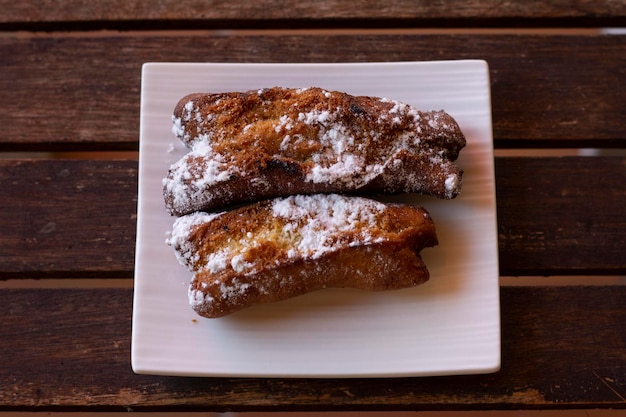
164 87 466 216
167 194 438 318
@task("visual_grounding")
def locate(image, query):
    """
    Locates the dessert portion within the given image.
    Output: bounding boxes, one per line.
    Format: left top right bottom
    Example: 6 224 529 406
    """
163 87 466 216
167 194 438 318
163 86 467 318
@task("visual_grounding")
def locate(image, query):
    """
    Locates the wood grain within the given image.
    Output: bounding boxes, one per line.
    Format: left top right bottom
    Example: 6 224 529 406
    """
496 156 626 275
1 1 625 413
1 34 624 151
1 287 624 411
0 160 137 278
1 0 624 29
1 157 624 278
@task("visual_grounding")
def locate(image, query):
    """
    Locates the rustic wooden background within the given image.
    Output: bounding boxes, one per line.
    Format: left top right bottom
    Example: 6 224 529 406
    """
0 0 625 413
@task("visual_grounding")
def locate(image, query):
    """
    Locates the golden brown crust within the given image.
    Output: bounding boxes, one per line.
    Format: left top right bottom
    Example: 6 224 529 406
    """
167 194 438 318
164 87 466 216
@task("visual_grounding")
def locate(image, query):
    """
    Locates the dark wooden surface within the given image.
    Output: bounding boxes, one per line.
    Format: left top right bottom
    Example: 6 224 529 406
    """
2 34 625 151
1 0 625 29
1 0 625 412
495 157 626 276
1 157 624 278
1 287 625 411
0 159 137 277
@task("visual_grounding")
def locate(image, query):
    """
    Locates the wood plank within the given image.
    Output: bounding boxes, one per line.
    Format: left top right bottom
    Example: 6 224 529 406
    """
1 157 624 278
1 0 624 29
1 34 624 151
0 159 137 278
496 157 626 275
1 286 625 411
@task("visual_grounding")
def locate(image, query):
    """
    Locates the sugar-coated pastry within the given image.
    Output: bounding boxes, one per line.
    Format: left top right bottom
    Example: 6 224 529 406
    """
163 87 466 216
167 194 438 318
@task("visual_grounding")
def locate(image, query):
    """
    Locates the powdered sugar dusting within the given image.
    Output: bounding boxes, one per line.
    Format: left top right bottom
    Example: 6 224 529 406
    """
188 286 212 308
163 140 241 215
171 116 185 140
168 193 436 316
162 87 461 317
164 86 465 215
271 194 386 258
169 194 390 278
445 174 459 194
167 211 223 268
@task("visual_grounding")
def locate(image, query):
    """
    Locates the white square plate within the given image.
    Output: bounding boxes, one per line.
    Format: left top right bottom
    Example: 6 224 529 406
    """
132 61 500 377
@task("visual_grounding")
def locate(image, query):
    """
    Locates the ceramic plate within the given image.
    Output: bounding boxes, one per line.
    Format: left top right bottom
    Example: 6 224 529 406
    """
132 61 500 377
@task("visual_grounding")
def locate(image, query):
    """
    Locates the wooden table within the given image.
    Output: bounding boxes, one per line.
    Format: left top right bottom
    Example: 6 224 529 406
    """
1 1 625 412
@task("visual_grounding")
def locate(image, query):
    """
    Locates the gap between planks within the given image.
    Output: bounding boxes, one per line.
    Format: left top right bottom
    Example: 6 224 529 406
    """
1 27 608 39
2 149 626 160
1 276 625 289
